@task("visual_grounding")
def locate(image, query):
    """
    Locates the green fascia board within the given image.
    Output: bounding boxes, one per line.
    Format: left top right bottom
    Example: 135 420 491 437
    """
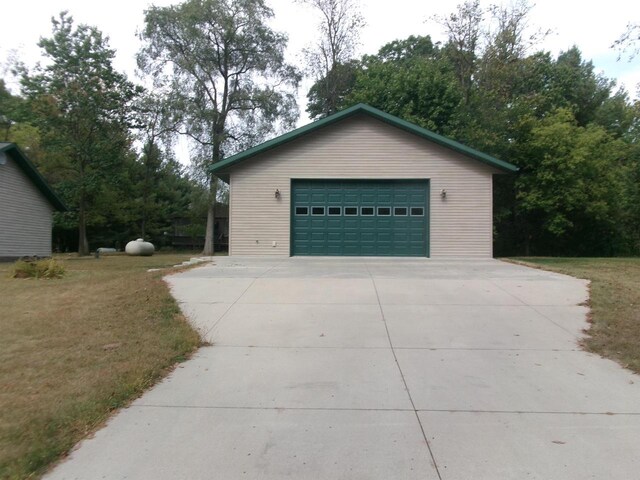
210 103 518 175
0 143 68 211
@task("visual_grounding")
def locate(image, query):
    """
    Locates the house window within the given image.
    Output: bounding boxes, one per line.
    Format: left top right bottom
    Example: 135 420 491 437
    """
311 206 325 215
394 207 408 216
410 207 425 216
328 206 342 216
295 206 309 215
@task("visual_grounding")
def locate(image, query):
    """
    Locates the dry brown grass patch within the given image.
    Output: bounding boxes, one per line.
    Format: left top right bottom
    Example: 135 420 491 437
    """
0 253 202 479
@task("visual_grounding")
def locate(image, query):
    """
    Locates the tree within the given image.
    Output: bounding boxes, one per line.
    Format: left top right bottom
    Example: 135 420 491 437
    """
19 13 141 255
342 36 462 136
613 22 640 60
547 47 613 127
433 0 483 106
134 94 179 239
508 109 629 255
0 79 44 158
138 0 300 256
301 0 365 119
306 60 359 120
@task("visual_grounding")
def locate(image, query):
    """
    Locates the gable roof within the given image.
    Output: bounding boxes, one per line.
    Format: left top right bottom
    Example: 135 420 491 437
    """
210 103 518 178
0 143 67 211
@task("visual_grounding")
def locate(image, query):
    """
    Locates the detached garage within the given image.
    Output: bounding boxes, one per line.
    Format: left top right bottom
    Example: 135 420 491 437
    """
212 104 517 258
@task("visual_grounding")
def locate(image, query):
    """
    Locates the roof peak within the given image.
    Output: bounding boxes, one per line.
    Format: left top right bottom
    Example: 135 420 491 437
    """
0 143 67 211
211 104 518 177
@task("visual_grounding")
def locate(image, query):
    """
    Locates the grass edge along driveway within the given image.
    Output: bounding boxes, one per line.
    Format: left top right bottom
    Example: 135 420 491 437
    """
0 254 202 480
507 257 640 375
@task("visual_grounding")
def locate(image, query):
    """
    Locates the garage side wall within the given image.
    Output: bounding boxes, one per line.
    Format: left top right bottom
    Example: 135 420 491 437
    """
228 115 498 257
0 155 54 258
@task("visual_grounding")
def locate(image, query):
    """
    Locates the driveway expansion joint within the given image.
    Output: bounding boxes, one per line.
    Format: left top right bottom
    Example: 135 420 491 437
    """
366 261 444 480
196 259 289 339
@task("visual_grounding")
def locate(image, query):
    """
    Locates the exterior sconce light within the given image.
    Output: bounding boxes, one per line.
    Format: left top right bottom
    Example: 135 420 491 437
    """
440 189 447 199
275 189 281 199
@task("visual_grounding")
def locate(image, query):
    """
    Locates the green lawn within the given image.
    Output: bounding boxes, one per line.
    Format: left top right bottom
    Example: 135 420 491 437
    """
509 257 640 374
0 253 203 479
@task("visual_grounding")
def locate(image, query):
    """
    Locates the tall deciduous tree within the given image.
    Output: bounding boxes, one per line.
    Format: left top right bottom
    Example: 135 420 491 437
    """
138 0 300 256
19 12 141 255
433 0 483 106
135 94 178 239
301 0 365 119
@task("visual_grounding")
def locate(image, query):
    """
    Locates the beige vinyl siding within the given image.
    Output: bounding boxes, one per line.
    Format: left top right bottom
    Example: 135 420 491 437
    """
0 155 54 258
228 114 499 257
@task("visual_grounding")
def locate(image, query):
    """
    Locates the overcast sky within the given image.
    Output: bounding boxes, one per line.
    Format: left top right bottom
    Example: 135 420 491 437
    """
1 0 639 153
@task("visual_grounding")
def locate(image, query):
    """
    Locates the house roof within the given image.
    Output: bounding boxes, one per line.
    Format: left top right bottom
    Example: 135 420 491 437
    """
210 103 518 179
0 143 67 211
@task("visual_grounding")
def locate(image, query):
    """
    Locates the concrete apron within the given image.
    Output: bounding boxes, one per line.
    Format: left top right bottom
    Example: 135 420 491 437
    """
45 257 640 480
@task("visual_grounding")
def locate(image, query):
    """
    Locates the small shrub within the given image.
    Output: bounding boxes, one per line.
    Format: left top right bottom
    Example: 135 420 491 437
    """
10 258 66 279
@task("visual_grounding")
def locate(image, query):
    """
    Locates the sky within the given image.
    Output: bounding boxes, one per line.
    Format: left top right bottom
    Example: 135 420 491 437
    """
1 0 639 158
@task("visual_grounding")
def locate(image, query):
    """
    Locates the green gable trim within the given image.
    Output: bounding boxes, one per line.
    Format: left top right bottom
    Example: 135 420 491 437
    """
0 143 68 211
210 104 518 176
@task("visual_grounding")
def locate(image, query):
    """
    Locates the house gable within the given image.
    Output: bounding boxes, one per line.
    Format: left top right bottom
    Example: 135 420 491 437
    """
211 103 518 179
0 143 67 211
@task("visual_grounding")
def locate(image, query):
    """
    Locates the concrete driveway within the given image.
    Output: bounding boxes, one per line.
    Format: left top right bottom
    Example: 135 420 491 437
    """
46 257 640 479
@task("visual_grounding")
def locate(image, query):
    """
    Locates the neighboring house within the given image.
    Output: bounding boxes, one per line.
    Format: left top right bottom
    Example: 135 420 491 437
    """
0 143 67 261
211 104 518 258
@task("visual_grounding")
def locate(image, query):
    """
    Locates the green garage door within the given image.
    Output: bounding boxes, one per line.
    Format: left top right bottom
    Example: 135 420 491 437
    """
291 179 429 256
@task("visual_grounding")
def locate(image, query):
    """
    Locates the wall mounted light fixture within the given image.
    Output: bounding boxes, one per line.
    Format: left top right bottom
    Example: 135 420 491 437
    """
275 189 281 199
440 189 447 199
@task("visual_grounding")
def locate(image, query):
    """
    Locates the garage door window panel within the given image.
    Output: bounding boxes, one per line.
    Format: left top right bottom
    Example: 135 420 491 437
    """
344 207 358 216
311 206 326 215
361 207 375 216
394 207 408 216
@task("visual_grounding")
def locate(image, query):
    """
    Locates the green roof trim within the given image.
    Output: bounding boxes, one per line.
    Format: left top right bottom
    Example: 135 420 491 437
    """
210 103 518 176
0 143 68 211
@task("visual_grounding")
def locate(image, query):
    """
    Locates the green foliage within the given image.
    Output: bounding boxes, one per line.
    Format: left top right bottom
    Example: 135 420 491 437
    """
18 12 143 255
10 258 66 279
512 109 629 254
342 36 463 135
306 60 359 120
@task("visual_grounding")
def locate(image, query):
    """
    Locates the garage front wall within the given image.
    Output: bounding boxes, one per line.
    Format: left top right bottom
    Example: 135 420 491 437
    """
228 114 498 257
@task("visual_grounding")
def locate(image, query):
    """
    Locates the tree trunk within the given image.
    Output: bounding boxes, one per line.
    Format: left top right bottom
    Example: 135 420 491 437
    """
202 176 218 256
524 233 531 257
78 197 90 256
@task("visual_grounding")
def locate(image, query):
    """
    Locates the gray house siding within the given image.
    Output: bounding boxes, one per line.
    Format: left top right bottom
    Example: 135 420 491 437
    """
227 115 499 257
0 154 54 258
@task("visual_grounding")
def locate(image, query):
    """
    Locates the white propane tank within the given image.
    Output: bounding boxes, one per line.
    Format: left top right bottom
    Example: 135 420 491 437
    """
125 238 155 256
